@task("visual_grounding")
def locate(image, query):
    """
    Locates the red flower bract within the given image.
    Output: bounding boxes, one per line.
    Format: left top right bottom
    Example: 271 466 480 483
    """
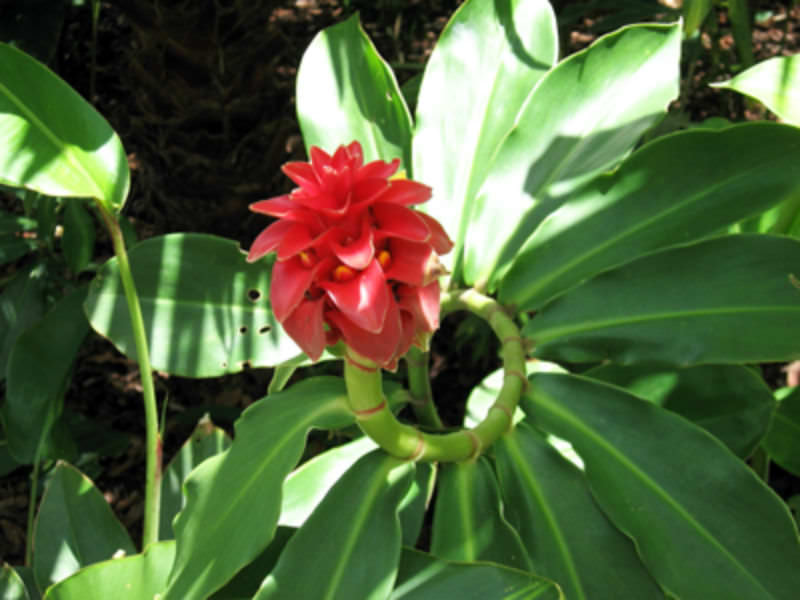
248 141 453 369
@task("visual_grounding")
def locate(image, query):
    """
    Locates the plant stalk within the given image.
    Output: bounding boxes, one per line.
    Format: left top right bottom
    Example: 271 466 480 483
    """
344 289 526 462
97 205 161 548
405 346 444 430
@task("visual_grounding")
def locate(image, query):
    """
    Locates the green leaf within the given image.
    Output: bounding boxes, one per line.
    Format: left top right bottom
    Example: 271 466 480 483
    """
163 377 353 600
412 0 558 272
9 567 38 600
712 55 800 125
0 43 129 212
495 423 663 599
3 286 88 462
391 549 563 600
463 22 681 290
254 450 414 600
33 462 136 590
0 564 30 600
727 0 754 67
279 435 376 528
159 416 232 540
41 541 174 600
525 234 800 365
208 528 294 600
500 123 800 310
431 457 531 570
683 0 713 36
0 263 47 377
762 386 800 476
296 13 412 167
524 372 800 600
85 233 301 377
0 237 36 265
586 364 774 458
61 199 95 274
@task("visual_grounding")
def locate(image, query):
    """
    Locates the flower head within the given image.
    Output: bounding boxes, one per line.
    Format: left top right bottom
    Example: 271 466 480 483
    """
248 141 453 369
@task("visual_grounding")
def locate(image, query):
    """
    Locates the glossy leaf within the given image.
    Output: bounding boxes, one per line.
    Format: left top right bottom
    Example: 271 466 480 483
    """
254 450 414 600
762 386 800 477
463 23 681 290
159 417 232 540
0 43 129 212
61 199 95 274
500 123 800 310
296 13 412 167
683 0 712 36
712 55 800 125
431 457 531 570
0 263 47 377
42 541 174 600
9 567 38 600
525 234 800 365
163 377 353 600
524 372 800 600
586 364 774 458
280 435 376 528
85 233 301 377
33 462 136 590
412 0 557 271
3 286 88 462
495 423 662 599
0 565 30 600
391 549 563 600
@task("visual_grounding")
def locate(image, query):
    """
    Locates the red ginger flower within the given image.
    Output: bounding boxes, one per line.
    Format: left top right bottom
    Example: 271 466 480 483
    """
247 141 453 369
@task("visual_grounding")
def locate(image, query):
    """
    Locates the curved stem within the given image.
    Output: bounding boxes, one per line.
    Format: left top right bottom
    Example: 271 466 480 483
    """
405 347 444 430
97 205 161 548
343 289 526 463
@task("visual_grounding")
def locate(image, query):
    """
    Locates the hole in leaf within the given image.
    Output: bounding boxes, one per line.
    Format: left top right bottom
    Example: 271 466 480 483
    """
259 325 271 334
239 325 248 334
221 361 228 369
239 360 252 370
247 289 261 302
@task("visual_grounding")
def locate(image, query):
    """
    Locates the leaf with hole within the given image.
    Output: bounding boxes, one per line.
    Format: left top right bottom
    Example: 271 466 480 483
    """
85 233 301 377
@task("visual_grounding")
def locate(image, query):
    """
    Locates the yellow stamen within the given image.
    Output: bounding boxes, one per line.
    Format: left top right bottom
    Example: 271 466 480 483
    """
299 250 316 268
333 265 356 282
377 249 392 270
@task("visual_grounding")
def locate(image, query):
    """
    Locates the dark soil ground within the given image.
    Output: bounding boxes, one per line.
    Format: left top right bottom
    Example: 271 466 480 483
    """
2 0 800 566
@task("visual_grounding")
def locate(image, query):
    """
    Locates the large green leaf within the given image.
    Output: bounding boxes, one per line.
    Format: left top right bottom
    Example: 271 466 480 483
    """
495 424 663 599
254 451 414 600
762 386 800 477
85 233 301 377
163 377 353 600
296 13 412 167
33 462 136 591
0 565 30 600
279 435 376 528
0 43 128 212
3 286 88 462
42 541 174 600
500 123 800 310
463 22 681 290
391 549 563 600
712 55 800 126
412 0 557 272
524 372 800 600
525 234 800 365
0 262 47 377
431 457 531 571
159 417 231 540
585 364 774 458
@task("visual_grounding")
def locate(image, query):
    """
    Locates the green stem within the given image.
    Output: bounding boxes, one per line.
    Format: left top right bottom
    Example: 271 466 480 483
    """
344 289 526 462
405 346 444 430
24 442 44 567
97 205 161 549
